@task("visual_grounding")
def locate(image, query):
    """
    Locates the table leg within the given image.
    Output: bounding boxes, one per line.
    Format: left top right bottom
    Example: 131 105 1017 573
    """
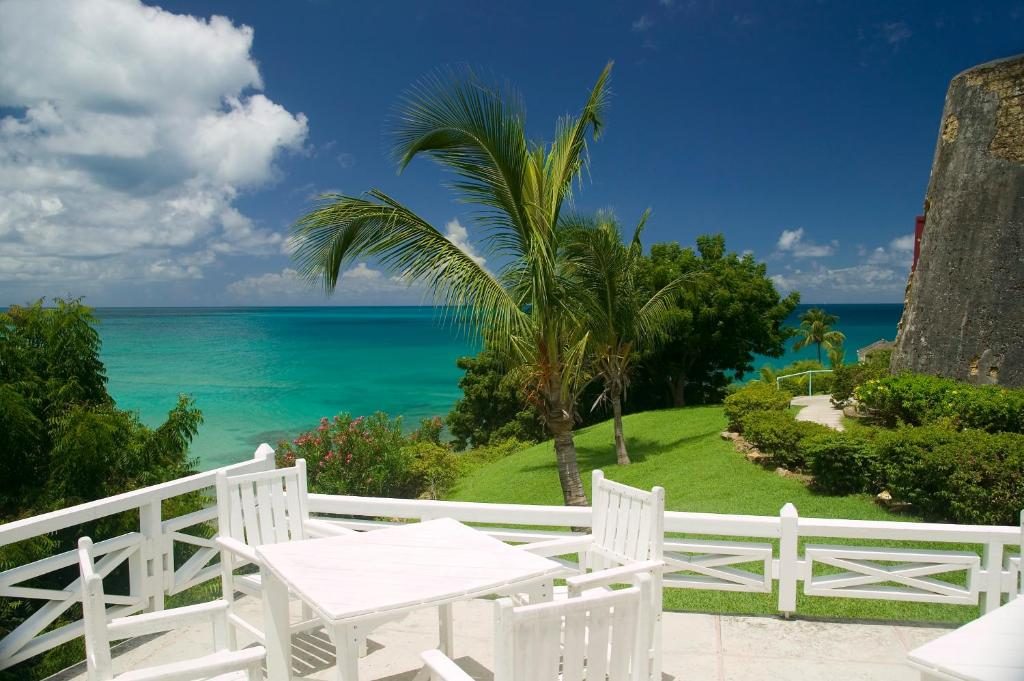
333 623 361 681
438 603 454 656
261 565 292 681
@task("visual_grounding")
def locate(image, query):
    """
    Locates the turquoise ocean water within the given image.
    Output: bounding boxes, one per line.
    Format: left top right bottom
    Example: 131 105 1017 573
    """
96 304 902 469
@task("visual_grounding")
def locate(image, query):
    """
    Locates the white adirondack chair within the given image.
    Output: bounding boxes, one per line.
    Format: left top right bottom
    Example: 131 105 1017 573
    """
420 573 653 681
518 470 665 680
78 537 265 681
215 460 355 646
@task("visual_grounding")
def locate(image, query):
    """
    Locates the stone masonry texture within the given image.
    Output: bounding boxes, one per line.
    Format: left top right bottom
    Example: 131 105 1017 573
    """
892 54 1024 386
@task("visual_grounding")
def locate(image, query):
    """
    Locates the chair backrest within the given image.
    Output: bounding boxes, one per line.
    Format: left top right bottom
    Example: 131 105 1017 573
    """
589 470 665 572
78 537 114 681
495 574 651 681
216 461 310 548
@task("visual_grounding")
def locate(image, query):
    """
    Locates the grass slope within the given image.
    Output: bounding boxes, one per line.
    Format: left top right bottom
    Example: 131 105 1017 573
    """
452 406 977 625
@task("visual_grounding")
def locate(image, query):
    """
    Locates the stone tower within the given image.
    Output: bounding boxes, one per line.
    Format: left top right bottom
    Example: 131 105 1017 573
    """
891 54 1024 386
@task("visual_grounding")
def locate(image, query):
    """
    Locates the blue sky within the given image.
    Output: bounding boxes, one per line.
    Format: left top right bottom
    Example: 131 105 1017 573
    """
0 0 1021 306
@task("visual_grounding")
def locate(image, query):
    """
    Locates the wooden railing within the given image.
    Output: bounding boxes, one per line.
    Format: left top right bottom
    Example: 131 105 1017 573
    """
0 446 275 671
0 443 1021 672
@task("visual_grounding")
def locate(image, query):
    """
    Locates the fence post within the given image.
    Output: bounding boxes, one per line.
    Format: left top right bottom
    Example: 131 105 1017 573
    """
254 442 276 470
778 503 798 617
139 499 165 612
982 541 1004 613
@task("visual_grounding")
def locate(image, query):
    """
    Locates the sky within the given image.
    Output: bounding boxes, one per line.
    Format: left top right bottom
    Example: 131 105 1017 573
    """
0 0 1021 306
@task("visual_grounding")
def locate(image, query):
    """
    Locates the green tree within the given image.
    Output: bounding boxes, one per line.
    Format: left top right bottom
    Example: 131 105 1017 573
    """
793 307 846 364
446 350 544 450
0 299 204 680
636 235 799 406
292 64 614 506
563 211 683 464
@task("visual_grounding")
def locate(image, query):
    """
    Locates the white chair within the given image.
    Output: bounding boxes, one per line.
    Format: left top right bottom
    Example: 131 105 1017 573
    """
215 460 354 646
519 470 665 680
420 573 653 681
78 537 265 681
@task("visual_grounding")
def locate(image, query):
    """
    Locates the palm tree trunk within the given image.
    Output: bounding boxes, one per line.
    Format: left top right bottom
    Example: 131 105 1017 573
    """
545 388 587 506
816 343 822 363
611 387 630 465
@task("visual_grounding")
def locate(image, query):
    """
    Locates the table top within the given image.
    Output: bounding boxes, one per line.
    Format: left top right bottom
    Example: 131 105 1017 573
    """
255 517 565 623
907 597 1024 681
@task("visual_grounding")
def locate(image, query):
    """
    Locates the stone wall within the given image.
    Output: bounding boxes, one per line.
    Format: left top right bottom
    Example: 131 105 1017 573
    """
891 54 1024 386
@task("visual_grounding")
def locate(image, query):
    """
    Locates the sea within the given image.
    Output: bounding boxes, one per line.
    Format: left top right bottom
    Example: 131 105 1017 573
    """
96 304 902 469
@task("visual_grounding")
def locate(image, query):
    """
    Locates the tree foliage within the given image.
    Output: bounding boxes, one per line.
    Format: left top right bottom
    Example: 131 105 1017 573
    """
446 351 545 451
634 235 799 406
0 299 204 679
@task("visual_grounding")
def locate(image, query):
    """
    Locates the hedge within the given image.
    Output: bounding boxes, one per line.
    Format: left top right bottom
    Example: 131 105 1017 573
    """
741 410 831 471
723 382 792 432
854 373 1024 433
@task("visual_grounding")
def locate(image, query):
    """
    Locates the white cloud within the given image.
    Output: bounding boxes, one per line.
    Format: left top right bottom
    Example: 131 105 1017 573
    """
880 21 912 46
770 232 914 301
632 15 654 31
227 263 418 304
0 0 307 288
444 219 487 267
775 228 837 258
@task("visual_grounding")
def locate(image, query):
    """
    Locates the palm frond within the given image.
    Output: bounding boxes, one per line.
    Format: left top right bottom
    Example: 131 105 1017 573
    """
292 190 526 344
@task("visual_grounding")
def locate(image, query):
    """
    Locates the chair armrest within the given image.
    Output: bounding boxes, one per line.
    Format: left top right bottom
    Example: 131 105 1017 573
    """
566 559 664 595
420 649 475 681
216 535 259 564
116 647 265 681
108 600 230 639
517 535 593 557
304 518 357 537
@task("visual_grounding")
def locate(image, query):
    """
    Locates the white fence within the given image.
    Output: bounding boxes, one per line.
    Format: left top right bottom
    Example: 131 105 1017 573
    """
0 445 1021 672
0 446 275 671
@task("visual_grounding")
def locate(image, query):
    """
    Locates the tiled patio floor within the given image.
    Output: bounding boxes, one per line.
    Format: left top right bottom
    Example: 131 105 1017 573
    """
50 596 950 681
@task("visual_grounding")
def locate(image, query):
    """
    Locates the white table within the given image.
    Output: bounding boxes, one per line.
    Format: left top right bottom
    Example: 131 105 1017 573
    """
256 517 566 681
908 597 1024 680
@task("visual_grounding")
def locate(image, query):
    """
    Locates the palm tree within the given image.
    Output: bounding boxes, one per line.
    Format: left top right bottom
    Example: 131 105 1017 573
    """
792 308 846 364
290 64 614 506
563 211 684 465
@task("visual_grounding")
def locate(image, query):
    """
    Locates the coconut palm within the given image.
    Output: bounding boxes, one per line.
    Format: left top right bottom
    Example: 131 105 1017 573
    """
562 211 685 465
290 64 614 506
793 308 846 364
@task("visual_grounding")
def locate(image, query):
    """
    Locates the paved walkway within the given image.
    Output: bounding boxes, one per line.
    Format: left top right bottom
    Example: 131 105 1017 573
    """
791 394 845 431
50 596 948 681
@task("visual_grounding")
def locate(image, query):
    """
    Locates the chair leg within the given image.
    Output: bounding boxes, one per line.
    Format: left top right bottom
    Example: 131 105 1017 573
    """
438 603 454 656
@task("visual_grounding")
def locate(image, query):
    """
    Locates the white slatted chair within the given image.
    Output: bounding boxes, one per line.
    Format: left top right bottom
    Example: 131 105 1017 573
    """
420 573 653 681
78 537 265 681
518 470 665 681
215 460 355 647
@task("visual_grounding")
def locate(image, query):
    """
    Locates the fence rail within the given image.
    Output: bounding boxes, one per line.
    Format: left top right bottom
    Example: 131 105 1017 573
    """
0 443 1021 672
775 369 833 395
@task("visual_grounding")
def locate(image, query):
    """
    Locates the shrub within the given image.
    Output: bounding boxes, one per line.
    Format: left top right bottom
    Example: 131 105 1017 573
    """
759 360 833 396
855 374 1024 433
880 427 1024 524
740 410 831 470
461 437 532 467
277 412 420 498
831 350 891 406
409 441 462 500
723 382 792 432
873 425 960 512
803 430 880 495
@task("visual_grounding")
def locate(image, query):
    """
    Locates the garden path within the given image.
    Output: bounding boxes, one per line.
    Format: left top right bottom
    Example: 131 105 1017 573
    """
791 394 845 431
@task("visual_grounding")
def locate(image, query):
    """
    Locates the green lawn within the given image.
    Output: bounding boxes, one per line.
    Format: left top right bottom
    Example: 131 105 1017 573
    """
451 406 981 625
